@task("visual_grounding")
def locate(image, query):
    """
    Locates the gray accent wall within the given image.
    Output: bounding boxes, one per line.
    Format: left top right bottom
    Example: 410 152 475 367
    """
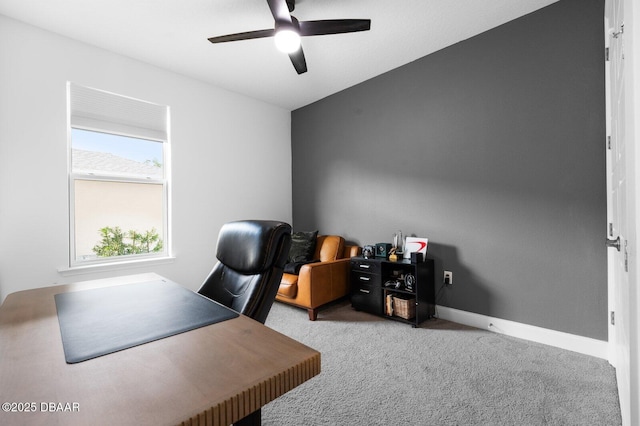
291 0 606 340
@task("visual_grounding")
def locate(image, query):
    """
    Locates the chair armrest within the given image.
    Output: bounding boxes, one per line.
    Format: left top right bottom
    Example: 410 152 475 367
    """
295 258 352 308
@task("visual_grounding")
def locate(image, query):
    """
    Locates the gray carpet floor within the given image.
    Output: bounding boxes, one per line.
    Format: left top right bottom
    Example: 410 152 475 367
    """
263 300 621 426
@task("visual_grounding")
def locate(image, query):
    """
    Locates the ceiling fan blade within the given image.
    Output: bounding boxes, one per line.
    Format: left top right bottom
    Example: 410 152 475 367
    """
266 0 293 23
288 46 308 74
208 29 275 44
298 19 371 37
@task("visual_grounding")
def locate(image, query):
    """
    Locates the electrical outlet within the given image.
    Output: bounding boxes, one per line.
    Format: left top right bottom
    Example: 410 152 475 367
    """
444 271 453 285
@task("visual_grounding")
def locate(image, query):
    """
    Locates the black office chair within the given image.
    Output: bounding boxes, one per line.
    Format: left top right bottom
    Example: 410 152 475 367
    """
198 219 292 324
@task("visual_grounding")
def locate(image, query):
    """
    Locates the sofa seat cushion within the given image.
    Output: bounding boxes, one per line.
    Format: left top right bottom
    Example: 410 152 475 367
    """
278 273 298 299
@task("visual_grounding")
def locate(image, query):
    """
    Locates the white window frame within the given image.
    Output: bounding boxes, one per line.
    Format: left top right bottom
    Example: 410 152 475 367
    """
66 83 171 270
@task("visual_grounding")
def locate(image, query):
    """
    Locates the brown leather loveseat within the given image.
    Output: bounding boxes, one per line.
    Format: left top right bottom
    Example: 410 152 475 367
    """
276 235 361 320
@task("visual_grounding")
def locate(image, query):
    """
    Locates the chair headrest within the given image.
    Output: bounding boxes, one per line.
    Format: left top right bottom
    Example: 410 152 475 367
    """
216 220 292 274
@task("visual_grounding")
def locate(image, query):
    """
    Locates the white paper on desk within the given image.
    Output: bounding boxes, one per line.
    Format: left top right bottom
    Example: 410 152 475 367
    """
403 237 428 259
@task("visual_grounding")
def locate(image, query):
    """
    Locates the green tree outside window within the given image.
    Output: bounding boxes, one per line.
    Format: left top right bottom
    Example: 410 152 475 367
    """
93 226 163 257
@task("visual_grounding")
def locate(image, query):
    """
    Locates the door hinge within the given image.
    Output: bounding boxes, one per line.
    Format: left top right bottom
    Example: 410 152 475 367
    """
607 135 611 150
611 311 615 325
605 47 610 61
609 223 614 237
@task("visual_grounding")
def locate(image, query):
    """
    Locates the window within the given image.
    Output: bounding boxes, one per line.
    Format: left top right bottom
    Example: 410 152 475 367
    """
68 83 170 267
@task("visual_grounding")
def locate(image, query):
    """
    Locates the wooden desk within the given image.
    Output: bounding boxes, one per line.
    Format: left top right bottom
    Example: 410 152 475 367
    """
0 273 320 426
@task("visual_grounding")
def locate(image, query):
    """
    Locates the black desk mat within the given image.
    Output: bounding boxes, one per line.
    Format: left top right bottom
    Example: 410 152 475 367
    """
54 279 239 363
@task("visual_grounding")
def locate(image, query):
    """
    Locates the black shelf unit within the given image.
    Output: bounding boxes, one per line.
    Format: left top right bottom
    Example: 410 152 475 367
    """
350 257 435 327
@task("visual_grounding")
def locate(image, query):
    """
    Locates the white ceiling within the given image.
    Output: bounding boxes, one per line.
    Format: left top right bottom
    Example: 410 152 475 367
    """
0 0 559 110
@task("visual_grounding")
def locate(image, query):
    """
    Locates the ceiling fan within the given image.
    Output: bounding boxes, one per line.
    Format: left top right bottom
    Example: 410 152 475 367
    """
208 0 371 74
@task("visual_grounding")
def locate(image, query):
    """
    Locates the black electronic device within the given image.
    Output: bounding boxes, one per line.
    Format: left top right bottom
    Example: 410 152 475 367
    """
362 245 375 259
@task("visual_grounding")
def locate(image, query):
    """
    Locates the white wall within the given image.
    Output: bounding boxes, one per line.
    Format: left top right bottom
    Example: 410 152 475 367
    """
0 15 292 300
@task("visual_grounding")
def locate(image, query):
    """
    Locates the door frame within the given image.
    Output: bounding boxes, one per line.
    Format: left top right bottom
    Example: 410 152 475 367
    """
606 1 639 425
627 0 640 422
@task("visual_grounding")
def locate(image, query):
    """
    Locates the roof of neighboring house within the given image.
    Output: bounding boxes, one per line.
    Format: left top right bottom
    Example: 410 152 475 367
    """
72 149 163 178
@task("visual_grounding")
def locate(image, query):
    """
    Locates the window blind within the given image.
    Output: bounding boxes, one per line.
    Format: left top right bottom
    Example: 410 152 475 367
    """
68 83 168 142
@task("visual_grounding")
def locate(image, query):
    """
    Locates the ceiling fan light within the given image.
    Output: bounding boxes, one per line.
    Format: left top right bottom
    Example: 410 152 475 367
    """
274 29 301 53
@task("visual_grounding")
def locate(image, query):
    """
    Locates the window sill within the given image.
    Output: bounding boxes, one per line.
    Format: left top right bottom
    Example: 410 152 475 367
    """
58 256 175 277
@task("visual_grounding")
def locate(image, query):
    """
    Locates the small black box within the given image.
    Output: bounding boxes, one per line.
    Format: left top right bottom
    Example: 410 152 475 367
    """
410 252 424 263
375 243 392 258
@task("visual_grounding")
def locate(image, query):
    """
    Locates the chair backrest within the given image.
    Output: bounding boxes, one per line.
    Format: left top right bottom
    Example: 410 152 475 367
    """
198 220 292 323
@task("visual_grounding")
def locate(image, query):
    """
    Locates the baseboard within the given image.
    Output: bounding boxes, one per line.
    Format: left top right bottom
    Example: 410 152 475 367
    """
435 305 608 360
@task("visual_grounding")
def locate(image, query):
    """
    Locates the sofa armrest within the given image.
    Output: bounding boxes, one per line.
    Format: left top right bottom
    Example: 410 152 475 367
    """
344 245 362 258
295 258 352 308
